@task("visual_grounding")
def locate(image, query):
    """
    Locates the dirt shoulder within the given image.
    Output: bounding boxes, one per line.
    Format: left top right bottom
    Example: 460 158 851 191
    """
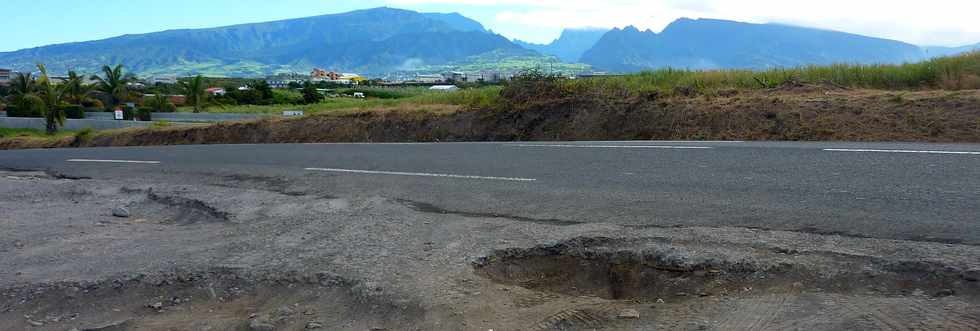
3 88 980 150
1 171 978 330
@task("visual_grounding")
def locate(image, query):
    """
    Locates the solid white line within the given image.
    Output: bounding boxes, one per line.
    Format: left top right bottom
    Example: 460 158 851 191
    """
305 168 536 182
66 159 161 164
510 144 713 149
823 148 980 155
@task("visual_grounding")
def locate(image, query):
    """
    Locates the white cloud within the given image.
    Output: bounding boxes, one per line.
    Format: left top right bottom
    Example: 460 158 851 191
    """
386 0 980 46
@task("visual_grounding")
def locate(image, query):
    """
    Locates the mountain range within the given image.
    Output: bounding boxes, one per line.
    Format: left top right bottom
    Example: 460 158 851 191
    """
580 19 929 72
514 28 609 63
1 7 977 77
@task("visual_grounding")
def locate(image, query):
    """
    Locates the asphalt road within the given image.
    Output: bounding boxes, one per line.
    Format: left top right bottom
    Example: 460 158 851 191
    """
2 141 979 245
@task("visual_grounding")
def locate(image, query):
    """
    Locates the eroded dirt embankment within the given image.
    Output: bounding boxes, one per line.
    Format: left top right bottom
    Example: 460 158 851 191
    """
3 88 980 149
1 171 979 330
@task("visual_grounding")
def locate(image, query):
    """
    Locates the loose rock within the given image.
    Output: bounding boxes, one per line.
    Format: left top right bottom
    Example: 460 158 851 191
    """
112 207 130 218
306 321 324 329
618 309 641 319
935 289 955 297
248 319 275 331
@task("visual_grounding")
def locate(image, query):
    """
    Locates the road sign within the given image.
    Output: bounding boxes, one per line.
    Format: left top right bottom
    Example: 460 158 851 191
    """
114 110 124 120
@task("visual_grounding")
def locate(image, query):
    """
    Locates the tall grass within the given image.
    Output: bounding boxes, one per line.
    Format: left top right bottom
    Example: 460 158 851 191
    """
568 51 980 94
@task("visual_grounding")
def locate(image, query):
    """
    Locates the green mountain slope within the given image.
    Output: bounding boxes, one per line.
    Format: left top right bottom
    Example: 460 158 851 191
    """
0 7 523 77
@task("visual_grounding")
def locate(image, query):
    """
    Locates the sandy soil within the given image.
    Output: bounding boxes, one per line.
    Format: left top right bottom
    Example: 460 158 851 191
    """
0 170 978 330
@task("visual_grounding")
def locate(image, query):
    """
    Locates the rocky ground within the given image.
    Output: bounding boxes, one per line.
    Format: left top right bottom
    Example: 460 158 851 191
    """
1 170 978 330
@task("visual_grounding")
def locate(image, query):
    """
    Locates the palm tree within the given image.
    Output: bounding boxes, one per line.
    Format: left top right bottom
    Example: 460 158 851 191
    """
90 64 135 109
7 72 44 117
62 70 93 105
181 75 210 113
35 64 66 135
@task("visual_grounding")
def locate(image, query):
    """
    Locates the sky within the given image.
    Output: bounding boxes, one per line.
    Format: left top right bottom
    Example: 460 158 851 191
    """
3 0 980 52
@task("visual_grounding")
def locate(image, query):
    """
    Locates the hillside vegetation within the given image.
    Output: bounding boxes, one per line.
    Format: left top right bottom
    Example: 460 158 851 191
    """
4 52 980 149
571 51 980 94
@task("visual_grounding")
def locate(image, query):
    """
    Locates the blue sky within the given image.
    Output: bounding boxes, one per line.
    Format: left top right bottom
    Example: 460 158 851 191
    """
3 0 979 52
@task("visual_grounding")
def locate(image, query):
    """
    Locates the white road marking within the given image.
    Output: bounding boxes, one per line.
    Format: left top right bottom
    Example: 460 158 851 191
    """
510 144 712 149
305 168 536 182
66 159 161 164
823 148 980 155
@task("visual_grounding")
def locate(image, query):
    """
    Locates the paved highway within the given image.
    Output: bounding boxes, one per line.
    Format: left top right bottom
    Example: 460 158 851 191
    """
2 141 978 244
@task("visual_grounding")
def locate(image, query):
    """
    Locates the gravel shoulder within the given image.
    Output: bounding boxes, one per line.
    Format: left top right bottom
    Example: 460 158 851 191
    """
1 171 978 330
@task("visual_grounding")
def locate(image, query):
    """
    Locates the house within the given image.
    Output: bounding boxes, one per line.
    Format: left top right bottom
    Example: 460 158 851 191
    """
311 68 340 81
148 76 178 85
414 74 443 84
266 80 300 89
205 87 226 96
477 71 503 83
0 68 13 85
443 71 466 82
429 85 459 91
142 94 187 106
339 73 364 83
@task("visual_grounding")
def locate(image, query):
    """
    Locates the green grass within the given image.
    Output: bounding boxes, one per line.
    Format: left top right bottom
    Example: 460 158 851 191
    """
0 127 84 139
180 86 502 114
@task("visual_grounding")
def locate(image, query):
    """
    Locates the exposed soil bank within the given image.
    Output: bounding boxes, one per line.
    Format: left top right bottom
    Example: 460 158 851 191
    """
3 89 980 149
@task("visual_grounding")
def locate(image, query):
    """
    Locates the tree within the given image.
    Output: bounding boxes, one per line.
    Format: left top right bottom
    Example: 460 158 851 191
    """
91 64 136 110
62 70 93 105
181 75 210 113
144 94 176 113
254 80 274 100
7 72 44 117
301 82 323 104
35 64 66 135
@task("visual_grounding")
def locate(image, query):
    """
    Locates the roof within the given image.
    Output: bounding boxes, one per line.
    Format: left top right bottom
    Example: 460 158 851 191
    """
429 85 459 90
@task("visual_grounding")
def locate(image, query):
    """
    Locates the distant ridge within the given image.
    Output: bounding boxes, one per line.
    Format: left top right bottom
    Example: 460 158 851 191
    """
580 18 928 72
515 28 609 63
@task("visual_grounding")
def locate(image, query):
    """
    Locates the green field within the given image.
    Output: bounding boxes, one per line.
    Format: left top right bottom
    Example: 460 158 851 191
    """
181 86 502 114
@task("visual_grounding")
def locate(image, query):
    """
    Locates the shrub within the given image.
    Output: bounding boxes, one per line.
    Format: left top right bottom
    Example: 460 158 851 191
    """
151 120 172 128
61 104 85 119
136 107 152 121
74 128 95 144
81 99 104 110
121 107 136 120
6 105 42 118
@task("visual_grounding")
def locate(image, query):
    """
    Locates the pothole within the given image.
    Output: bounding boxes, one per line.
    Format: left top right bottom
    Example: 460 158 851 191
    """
131 190 232 225
473 237 980 302
474 240 763 301
0 269 424 331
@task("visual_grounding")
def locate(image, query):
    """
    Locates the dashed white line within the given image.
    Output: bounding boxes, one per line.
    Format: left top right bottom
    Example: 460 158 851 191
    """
305 168 536 182
823 148 980 155
510 144 712 149
66 159 161 164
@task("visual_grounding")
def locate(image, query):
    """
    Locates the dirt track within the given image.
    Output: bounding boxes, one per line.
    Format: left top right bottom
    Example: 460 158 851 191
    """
1 170 978 330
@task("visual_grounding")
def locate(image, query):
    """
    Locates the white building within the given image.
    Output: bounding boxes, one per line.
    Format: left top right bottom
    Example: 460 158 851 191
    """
0 68 12 85
415 74 443 84
148 76 178 85
429 85 459 91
